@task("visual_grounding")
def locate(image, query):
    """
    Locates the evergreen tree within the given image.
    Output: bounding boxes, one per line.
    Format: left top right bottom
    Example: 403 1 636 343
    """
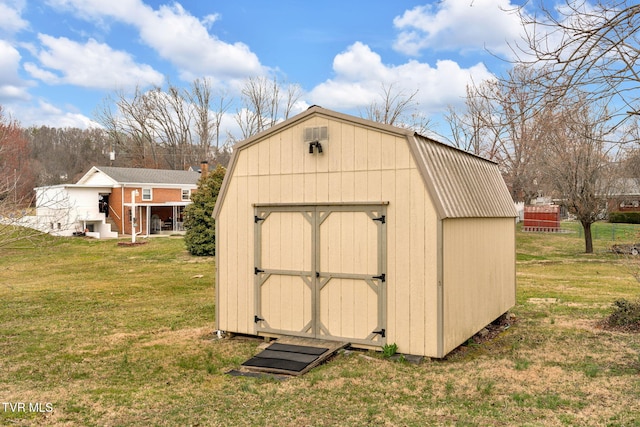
184 165 226 256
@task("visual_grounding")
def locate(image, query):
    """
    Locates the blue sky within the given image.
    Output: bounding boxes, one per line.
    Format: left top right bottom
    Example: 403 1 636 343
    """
0 0 531 140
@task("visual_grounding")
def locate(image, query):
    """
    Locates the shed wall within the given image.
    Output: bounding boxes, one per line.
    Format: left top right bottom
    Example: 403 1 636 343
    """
441 217 516 354
216 115 440 356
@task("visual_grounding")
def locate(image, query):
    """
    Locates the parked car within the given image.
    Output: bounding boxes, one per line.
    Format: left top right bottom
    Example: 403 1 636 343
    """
612 243 640 256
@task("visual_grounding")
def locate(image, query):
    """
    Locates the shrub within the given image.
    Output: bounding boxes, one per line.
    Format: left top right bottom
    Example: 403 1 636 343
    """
606 299 640 330
609 212 640 224
183 165 226 256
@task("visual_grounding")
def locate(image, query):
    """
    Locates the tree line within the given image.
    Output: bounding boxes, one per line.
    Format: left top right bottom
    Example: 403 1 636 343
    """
3 1 640 254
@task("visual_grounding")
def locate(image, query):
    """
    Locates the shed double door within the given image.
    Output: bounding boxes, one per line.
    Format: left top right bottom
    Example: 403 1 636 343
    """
254 204 387 347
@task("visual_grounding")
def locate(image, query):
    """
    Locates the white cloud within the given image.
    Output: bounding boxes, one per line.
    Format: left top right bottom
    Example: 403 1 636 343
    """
0 1 28 36
393 0 523 57
0 40 31 102
45 0 266 82
139 3 265 81
24 35 164 90
309 42 495 113
35 100 99 128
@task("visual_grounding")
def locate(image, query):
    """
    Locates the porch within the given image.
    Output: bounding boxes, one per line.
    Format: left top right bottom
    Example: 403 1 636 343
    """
124 202 188 237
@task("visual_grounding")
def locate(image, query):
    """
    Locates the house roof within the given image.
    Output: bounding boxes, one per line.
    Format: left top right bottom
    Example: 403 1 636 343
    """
213 106 516 219
609 178 640 197
78 166 201 186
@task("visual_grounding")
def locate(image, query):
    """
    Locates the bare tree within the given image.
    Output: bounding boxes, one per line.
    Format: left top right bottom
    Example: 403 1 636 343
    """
188 79 232 155
364 83 433 133
515 1 640 125
233 76 302 141
540 96 618 253
96 87 160 168
444 66 550 203
445 84 501 158
97 79 232 169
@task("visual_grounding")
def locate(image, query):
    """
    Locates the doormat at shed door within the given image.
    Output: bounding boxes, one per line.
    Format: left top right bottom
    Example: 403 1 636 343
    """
241 343 329 374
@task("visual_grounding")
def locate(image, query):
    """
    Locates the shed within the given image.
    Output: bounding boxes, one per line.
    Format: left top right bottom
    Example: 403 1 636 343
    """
523 205 561 232
213 106 517 358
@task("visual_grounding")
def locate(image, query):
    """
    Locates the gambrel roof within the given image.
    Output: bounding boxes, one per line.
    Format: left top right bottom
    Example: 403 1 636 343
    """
214 106 516 219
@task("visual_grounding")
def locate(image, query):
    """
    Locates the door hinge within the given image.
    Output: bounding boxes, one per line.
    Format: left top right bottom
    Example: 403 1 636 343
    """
372 215 386 224
254 215 265 223
372 328 386 338
254 315 264 323
373 273 386 282
254 267 264 275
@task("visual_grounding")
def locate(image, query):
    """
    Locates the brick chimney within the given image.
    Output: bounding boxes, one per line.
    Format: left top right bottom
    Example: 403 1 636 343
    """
200 160 209 179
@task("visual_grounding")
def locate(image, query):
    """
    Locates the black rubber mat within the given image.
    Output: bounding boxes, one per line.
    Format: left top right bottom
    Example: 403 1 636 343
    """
241 343 329 373
266 343 328 355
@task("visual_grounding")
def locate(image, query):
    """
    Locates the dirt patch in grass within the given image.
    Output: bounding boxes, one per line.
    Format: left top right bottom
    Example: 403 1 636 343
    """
3 228 640 426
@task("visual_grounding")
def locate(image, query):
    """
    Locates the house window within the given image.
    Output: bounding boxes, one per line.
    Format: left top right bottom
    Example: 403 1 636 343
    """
182 189 191 201
142 188 152 201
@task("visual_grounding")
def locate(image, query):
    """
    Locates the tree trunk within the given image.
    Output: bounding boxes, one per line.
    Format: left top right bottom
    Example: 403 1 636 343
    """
582 221 593 254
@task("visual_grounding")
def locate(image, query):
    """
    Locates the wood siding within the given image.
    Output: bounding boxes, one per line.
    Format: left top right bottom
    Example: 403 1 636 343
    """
441 217 516 355
216 115 440 356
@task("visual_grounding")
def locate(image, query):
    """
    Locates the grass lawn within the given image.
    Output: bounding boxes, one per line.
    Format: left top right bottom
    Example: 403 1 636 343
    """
1 223 640 426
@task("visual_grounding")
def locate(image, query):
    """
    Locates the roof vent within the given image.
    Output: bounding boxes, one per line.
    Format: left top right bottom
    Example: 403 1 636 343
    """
303 126 328 142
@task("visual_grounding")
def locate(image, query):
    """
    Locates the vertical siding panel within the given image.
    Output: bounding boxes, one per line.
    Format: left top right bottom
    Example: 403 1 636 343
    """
328 172 341 203
270 135 281 175
381 169 396 344
259 137 270 175
424 193 438 356
352 212 371 336
236 175 249 333
280 174 293 204
367 129 382 171
258 175 269 204
409 168 426 355
217 212 228 330
394 168 411 349
354 127 368 171
269 175 281 204
367 170 382 201
342 233 355 338
281 129 293 175
225 179 239 332
442 218 516 354
328 121 342 172
281 218 293 327
291 173 304 203
316 172 329 203
292 135 305 175
304 174 317 203
354 171 367 202
247 144 259 176
270 214 282 328
381 134 396 170
341 171 355 202
396 137 411 169
329 213 344 336
341 123 355 172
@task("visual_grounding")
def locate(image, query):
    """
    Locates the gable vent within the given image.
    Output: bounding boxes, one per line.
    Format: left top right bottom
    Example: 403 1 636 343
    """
303 126 328 142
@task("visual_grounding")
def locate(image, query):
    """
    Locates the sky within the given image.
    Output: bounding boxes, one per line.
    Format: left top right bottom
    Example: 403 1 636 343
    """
0 0 532 141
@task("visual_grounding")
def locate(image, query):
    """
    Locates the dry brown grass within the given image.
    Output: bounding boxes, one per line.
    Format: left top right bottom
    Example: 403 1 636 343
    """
1 226 640 426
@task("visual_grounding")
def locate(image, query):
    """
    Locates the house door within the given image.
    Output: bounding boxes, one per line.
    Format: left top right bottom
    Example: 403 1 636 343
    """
254 204 387 347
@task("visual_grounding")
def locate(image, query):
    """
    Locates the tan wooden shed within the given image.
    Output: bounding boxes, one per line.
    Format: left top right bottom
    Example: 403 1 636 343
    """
212 106 516 358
